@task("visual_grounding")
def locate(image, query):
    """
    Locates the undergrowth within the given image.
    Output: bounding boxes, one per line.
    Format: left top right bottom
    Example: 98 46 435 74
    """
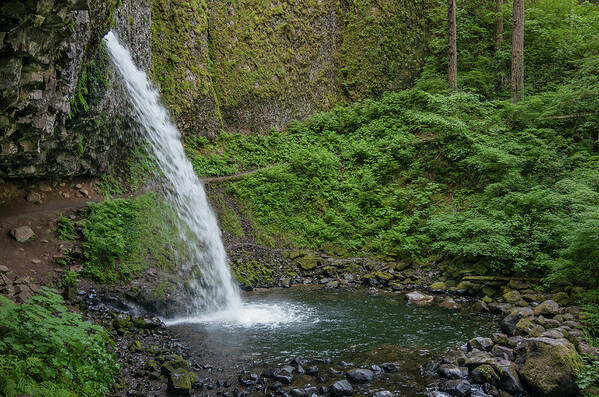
0 288 117 397
80 193 184 284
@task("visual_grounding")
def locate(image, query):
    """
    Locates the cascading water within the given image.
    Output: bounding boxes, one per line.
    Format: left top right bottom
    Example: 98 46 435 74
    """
105 31 304 327
104 31 241 314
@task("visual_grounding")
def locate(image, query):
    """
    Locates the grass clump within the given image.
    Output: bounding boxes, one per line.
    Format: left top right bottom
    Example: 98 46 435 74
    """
0 288 118 397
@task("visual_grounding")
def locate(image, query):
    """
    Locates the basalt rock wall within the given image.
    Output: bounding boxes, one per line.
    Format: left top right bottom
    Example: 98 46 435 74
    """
1 0 435 178
0 0 151 179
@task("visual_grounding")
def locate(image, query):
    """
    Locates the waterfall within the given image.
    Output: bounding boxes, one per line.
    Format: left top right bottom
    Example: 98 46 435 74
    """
104 31 241 314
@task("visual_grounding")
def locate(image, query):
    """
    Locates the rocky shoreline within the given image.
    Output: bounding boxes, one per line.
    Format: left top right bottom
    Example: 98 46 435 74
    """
65 272 598 397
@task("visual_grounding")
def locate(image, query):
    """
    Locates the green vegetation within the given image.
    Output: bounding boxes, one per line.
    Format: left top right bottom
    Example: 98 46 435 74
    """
80 193 183 284
0 288 117 397
57 214 77 241
185 0 599 322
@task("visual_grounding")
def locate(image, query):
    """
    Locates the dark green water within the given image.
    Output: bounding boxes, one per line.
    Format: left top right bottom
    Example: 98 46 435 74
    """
170 287 495 365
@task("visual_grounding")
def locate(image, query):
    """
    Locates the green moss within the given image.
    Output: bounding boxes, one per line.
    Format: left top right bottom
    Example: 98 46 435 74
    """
151 0 221 133
231 260 274 287
219 206 245 238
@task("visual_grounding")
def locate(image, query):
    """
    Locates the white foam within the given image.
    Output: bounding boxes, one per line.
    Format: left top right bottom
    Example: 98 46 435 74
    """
164 302 311 328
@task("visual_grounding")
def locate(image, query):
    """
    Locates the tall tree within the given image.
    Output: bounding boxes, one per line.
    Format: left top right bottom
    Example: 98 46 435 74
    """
511 0 524 102
495 0 504 50
448 0 457 90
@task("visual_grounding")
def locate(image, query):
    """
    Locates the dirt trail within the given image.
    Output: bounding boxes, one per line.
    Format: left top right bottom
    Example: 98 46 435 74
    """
0 178 134 285
200 166 272 184
0 167 263 288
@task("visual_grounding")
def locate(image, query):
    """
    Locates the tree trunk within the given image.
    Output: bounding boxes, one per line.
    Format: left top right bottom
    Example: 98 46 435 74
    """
448 0 457 91
495 0 504 51
511 0 524 102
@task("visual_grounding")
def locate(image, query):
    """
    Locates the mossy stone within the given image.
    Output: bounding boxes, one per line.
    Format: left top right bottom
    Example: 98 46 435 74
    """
520 338 582 396
168 368 197 396
297 253 320 271
430 281 447 291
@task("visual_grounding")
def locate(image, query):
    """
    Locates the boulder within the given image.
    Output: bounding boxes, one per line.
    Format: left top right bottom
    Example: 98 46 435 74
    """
406 291 434 305
430 281 447 292
503 290 521 304
168 368 197 396
519 337 582 397
346 368 374 384
10 226 35 243
330 380 353 396
439 379 471 397
438 364 468 379
534 300 560 317
439 296 460 309
161 355 189 376
471 364 499 384
372 391 393 397
468 337 494 352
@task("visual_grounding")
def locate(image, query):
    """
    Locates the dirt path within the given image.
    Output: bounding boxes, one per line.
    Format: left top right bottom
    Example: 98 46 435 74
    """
0 178 138 285
200 166 272 184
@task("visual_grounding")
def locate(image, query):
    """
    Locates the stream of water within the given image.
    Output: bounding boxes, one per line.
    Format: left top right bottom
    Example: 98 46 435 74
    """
105 32 243 314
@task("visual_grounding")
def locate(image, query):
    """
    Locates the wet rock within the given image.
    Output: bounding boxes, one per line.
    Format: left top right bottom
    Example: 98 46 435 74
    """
491 345 514 361
438 364 468 379
372 391 393 397
493 358 524 394
274 374 293 384
519 337 582 396
128 340 142 353
534 300 560 317
439 379 471 397
168 368 197 396
10 226 35 243
503 290 521 304
330 380 353 396
471 364 499 384
406 291 434 305
464 350 495 369
381 363 399 373
161 355 190 376
439 296 460 310
0 265 8 273
430 281 447 292
291 388 308 397
260 368 276 378
305 366 319 375
346 368 374 384
471 301 490 313
281 365 295 375
290 357 308 367
468 337 494 352
501 311 527 336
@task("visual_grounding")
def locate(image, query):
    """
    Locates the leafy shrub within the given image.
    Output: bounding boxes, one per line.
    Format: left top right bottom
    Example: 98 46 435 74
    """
0 288 118 397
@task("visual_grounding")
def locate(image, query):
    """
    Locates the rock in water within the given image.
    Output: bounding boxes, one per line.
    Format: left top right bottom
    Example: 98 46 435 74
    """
519 337 582 396
346 368 374 384
406 291 434 305
330 380 353 396
373 392 393 397
10 226 35 243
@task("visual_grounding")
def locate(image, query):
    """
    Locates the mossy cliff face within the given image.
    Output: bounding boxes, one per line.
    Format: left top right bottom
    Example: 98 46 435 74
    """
151 0 436 134
0 0 150 179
